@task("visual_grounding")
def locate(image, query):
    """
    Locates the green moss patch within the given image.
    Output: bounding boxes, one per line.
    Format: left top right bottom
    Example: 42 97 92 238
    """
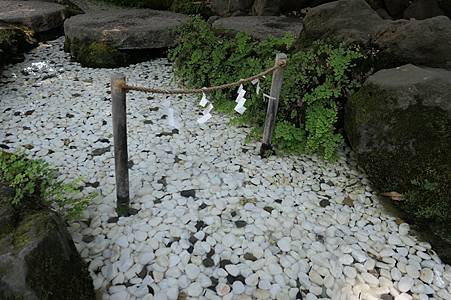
0 24 36 67
65 38 128 68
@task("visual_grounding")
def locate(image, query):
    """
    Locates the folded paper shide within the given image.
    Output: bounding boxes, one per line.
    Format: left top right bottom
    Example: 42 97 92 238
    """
252 78 260 95
164 99 181 129
199 92 208 107
234 84 247 115
197 99 214 124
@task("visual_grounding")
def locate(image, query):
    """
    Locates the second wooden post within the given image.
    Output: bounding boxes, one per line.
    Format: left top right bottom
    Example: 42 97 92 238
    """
260 53 287 157
111 73 130 217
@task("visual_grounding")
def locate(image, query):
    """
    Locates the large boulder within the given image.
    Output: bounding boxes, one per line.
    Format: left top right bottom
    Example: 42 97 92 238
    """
403 0 445 20
210 0 254 16
212 16 303 40
438 0 451 18
64 9 189 68
364 0 392 19
281 0 335 12
0 185 95 299
211 0 337 16
383 0 410 18
301 0 388 46
345 65 451 247
252 0 281 16
0 0 68 33
0 23 36 67
24 0 84 15
374 16 451 70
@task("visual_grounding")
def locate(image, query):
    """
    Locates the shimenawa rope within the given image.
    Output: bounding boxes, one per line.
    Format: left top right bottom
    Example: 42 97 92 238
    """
121 61 286 94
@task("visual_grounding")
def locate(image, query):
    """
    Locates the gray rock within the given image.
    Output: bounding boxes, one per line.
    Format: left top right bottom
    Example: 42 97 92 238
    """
438 0 451 18
345 65 451 231
64 9 189 67
0 0 68 33
383 0 410 18
282 1 335 12
212 16 303 40
374 16 451 70
301 0 388 46
0 207 95 299
210 0 254 16
403 0 445 20
252 0 281 16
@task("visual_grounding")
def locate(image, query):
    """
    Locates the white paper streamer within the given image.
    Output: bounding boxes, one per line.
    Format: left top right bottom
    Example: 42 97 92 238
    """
204 103 214 114
199 92 209 107
234 97 247 115
197 113 212 124
197 103 214 125
237 83 244 94
235 105 246 114
236 89 246 102
165 103 181 129
251 79 261 95
263 93 276 101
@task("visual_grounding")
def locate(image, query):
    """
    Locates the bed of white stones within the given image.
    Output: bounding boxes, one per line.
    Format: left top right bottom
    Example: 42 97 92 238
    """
1 37 450 300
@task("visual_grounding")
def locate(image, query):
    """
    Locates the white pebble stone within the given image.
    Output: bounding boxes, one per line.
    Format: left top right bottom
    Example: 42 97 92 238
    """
277 237 291 252
187 282 203 297
216 283 231 296
166 287 178 300
362 272 379 286
405 264 420 279
115 235 129 248
185 264 200 280
258 279 271 290
395 293 412 300
339 254 354 265
343 266 357 279
134 231 147 242
225 264 240 276
398 276 414 293
232 281 245 294
245 273 259 286
398 223 409 235
391 268 402 281
419 268 433 283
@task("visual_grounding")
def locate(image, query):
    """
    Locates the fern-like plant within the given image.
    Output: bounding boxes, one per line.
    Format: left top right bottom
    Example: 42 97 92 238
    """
169 17 368 160
0 151 93 219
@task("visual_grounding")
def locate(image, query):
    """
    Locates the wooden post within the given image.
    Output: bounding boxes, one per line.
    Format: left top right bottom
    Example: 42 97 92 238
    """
260 53 287 157
111 74 130 217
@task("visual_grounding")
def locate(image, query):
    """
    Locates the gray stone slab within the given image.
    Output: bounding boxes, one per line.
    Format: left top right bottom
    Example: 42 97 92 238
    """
212 16 303 40
0 0 67 32
64 9 189 50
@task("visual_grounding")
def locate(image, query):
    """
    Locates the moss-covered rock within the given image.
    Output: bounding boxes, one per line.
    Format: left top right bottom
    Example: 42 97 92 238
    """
345 64 451 260
0 23 36 67
0 183 95 300
64 9 189 68
65 38 128 68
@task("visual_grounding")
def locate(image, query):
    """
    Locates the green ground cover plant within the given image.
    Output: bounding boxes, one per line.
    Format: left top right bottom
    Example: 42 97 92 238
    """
169 17 367 160
0 151 93 219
